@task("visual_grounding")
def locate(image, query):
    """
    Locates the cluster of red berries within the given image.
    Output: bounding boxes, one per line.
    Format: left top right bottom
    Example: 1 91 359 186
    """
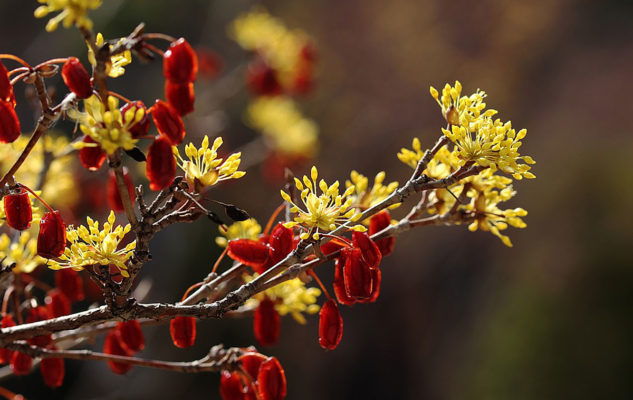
102 319 145 374
219 352 286 400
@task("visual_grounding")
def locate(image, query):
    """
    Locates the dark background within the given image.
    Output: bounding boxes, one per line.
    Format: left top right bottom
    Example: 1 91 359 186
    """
2 0 633 398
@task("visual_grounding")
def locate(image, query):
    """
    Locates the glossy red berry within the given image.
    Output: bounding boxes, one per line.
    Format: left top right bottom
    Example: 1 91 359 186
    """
318 300 343 350
170 316 196 348
55 268 85 302
37 210 66 259
253 297 280 347
219 371 246 400
163 38 198 84
257 357 287 400
150 99 185 145
45 289 71 318
146 136 176 191
333 250 356 306
0 61 15 105
246 59 282 96
369 211 395 256
10 351 33 376
26 306 52 347
165 81 194 116
104 329 133 374
268 223 294 264
0 315 16 364
342 247 373 300
40 354 65 388
121 100 150 139
3 188 32 230
238 352 267 381
116 320 145 353
78 135 106 171
352 231 382 270
227 239 271 272
359 268 382 304
0 100 20 143
61 57 92 99
107 168 135 212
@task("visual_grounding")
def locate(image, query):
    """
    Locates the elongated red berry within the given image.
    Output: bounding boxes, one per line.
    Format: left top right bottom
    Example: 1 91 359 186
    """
146 136 176 191
0 61 15 105
151 99 185 145
254 297 280 347
220 370 246 400
227 239 271 271
320 240 344 256
268 223 294 264
369 211 395 256
116 320 145 353
238 352 267 381
37 210 66 259
257 357 287 400
45 289 71 318
343 248 372 300
107 168 135 212
10 351 33 375
78 135 106 171
121 100 150 138
0 315 15 364
333 250 356 306
26 306 52 347
40 354 65 388
3 188 32 230
55 268 84 302
163 38 198 84
246 59 282 96
104 329 133 374
61 57 92 99
318 300 343 350
360 268 381 304
352 231 382 270
0 100 20 143
170 316 196 348
165 81 194 116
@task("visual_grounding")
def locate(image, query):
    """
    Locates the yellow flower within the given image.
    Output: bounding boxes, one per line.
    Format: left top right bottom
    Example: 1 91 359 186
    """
69 95 143 155
50 211 136 277
281 166 366 240
87 33 132 78
245 274 321 324
345 170 399 210
215 218 262 247
173 136 246 191
34 0 101 32
397 139 461 179
0 231 46 274
430 81 497 128
246 97 318 158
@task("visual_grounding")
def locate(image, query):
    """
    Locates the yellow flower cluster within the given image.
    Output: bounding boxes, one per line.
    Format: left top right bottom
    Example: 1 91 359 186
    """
173 136 246 191
0 232 45 274
246 97 318 158
215 219 262 247
281 166 365 240
88 33 132 78
345 170 399 210
245 274 321 324
34 0 101 32
229 7 309 87
50 211 136 277
430 81 497 127
69 95 144 155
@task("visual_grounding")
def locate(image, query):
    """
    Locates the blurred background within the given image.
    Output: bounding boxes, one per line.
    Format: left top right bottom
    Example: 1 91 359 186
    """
2 0 633 398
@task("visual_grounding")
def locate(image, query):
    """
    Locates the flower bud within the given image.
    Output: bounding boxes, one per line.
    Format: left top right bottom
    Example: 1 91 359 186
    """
219 371 246 400
55 268 84 302
165 81 194 116
116 320 145 353
10 352 33 376
0 61 15 105
104 329 133 374
3 188 32 230
146 136 176 191
78 135 106 171
369 211 395 256
26 306 52 347
163 38 198 84
227 239 271 272
61 57 93 99
45 288 71 318
170 316 197 348
0 100 20 143
246 59 282 96
121 100 150 138
107 168 135 212
0 315 15 364
40 354 65 388
253 297 280 347
37 210 66 259
257 357 287 400
318 300 343 350
150 99 185 145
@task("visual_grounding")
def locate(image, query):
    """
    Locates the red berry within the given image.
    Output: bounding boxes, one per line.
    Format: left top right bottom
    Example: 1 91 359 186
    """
0 100 20 143
253 297 280 347
165 81 195 116
37 210 66 259
61 57 92 99
318 300 343 350
342 248 373 300
55 268 84 302
163 38 198 84
150 99 185 145
359 268 381 304
45 289 71 318
121 101 150 139
352 231 382 270
106 168 135 212
369 211 395 256
26 306 52 347
0 61 15 105
103 329 133 374
333 250 356 306
219 371 246 400
116 320 145 353
257 357 287 400
3 188 32 230
246 59 282 96
196 47 222 80
40 354 65 388
146 136 176 191
238 352 267 381
227 239 271 272
0 315 16 364
170 316 196 348
268 223 294 264
10 352 33 376
78 135 106 171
